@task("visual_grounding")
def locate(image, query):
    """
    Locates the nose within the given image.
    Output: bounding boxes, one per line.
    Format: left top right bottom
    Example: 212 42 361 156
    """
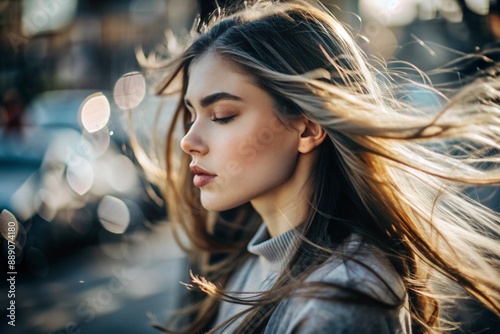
180 122 208 155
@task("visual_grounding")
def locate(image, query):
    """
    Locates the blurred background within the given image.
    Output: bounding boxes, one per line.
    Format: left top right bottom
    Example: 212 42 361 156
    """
0 0 499 333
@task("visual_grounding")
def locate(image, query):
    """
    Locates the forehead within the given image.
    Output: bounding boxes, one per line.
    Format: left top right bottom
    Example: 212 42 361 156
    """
185 52 257 100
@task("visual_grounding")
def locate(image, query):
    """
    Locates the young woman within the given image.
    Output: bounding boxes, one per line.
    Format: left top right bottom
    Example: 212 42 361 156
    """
133 1 500 333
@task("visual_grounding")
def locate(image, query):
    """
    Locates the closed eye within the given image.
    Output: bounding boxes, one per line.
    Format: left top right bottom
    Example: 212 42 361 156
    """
211 115 235 124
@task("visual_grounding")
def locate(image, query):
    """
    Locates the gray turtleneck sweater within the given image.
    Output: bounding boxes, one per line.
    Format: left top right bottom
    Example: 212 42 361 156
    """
214 224 411 333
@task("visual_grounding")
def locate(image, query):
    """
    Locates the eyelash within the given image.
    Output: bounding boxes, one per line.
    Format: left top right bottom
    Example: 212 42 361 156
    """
211 116 235 124
185 115 235 129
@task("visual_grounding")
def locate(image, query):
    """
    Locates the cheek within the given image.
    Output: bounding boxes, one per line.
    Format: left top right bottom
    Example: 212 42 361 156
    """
233 127 299 184
233 120 295 163
198 121 298 211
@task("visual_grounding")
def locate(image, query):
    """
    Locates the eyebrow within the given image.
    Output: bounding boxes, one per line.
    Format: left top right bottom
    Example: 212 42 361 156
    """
184 92 243 109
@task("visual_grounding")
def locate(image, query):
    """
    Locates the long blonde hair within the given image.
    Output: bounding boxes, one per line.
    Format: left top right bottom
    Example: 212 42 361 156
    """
132 1 500 333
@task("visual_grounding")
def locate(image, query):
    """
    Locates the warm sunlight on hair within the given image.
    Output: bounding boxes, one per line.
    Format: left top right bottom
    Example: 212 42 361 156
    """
181 270 220 296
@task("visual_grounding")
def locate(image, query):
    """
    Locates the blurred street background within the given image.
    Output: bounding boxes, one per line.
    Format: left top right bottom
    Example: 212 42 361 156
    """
0 0 499 333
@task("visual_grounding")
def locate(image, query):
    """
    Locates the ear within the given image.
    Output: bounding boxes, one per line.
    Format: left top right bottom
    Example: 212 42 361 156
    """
297 118 327 154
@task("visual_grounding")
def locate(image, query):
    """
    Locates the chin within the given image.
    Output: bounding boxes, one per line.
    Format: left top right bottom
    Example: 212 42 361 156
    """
200 195 245 212
201 202 236 212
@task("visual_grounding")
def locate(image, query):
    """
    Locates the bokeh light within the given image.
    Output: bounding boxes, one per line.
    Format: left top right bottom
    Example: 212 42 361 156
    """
359 0 418 26
440 0 463 23
80 93 111 133
97 196 130 234
66 156 94 196
0 210 28 253
0 209 19 241
10 173 39 223
37 170 76 222
113 72 146 110
83 127 111 158
363 22 399 58
106 155 140 193
465 0 489 15
21 0 78 37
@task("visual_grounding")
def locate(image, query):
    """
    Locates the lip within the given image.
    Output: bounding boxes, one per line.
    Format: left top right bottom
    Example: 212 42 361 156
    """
190 165 217 187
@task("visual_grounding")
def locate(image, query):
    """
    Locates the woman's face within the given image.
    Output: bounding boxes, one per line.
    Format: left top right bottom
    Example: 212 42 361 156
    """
181 52 301 211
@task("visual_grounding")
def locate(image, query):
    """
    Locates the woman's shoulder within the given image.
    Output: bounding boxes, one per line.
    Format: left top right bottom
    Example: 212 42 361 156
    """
307 235 406 304
264 236 411 334
266 295 411 334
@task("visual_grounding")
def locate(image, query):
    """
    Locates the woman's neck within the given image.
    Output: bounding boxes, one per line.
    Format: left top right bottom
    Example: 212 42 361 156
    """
251 152 316 237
